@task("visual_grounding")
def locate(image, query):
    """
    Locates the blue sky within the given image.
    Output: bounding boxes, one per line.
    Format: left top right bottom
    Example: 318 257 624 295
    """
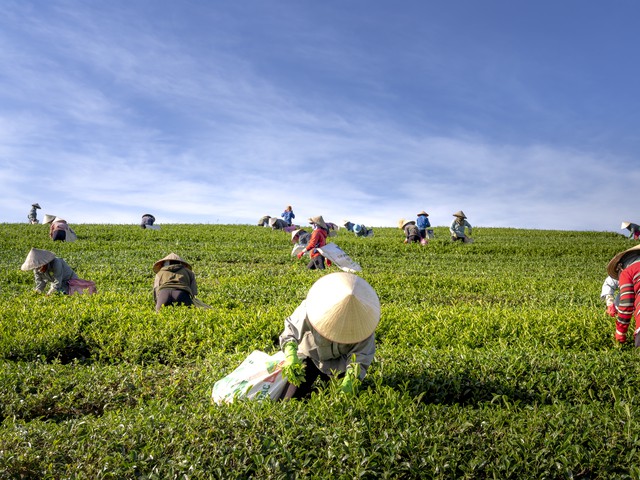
2 0 639 231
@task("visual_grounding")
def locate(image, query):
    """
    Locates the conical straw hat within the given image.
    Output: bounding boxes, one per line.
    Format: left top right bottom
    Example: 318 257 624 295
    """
153 253 192 273
308 215 328 230
402 220 415 229
607 244 640 280
621 221 631 229
453 210 466 218
21 248 56 271
43 214 56 224
305 272 380 344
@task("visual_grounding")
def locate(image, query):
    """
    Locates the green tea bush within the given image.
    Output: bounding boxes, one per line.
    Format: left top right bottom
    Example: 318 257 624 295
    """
1 222 639 478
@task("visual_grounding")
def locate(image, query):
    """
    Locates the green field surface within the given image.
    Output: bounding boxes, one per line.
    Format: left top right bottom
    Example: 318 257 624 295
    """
2 223 640 479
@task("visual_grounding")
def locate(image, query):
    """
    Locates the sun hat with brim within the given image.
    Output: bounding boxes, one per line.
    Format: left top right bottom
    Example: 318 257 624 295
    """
453 210 467 218
268 217 278 226
308 215 328 230
153 253 192 273
401 220 416 229
21 248 56 271
305 272 380 344
417 211 429 216
53 217 66 223
43 214 56 224
621 221 631 229
291 229 304 241
32 203 41 209
607 244 640 280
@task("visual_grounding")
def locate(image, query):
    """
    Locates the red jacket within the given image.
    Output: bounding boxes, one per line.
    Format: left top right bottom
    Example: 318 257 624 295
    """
305 228 327 258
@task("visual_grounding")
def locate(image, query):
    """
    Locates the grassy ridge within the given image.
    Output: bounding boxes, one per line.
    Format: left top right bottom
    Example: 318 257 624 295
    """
1 223 639 478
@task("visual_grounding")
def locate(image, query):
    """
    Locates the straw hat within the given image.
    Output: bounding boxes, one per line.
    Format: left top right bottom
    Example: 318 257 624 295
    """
398 219 415 229
21 248 56 271
309 215 328 230
53 217 66 223
268 217 277 226
453 210 467 218
621 221 631 229
291 229 304 241
305 272 380 344
153 253 192 273
607 244 640 280
32 203 41 209
417 211 429 216
43 214 56 224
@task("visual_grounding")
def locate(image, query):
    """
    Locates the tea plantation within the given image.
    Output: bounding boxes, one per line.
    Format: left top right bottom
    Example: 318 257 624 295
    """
1 223 639 478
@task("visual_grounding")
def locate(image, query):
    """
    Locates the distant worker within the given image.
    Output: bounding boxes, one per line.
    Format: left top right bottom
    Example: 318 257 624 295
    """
621 221 640 240
279 272 380 398
297 216 329 269
399 219 421 244
27 203 41 224
342 220 373 237
450 211 473 243
607 244 640 345
281 206 295 226
21 248 78 295
153 253 198 312
47 217 76 242
258 215 271 227
269 217 288 230
291 228 311 247
140 214 157 229
601 275 620 317
416 211 432 239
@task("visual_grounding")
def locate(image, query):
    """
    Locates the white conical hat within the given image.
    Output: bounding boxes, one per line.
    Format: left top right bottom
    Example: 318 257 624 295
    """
453 210 467 218
621 221 631 229
308 215 328 230
153 253 192 273
21 248 56 271
305 272 380 344
43 214 56 224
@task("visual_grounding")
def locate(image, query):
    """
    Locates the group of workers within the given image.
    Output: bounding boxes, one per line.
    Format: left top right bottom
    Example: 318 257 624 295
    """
399 210 473 244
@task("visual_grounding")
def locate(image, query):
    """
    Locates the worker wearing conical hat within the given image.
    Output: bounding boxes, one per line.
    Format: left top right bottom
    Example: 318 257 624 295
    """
606 244 640 345
450 210 473 243
279 272 380 398
399 219 421 244
21 248 78 295
621 221 640 240
152 253 198 312
27 203 41 224
296 216 330 269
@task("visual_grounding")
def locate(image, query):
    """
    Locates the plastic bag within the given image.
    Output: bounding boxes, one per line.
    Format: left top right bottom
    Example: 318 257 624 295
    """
316 242 362 273
68 278 97 295
212 350 288 404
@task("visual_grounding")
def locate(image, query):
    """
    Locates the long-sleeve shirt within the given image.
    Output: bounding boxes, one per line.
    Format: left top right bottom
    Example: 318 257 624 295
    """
153 264 198 299
601 276 619 300
281 210 295 225
279 300 375 380
626 223 640 238
616 260 640 336
28 207 38 222
450 219 472 238
416 216 431 229
305 227 327 258
34 258 78 294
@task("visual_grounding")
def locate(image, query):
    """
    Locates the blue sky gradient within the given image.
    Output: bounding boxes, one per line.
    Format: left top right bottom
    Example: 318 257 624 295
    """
2 1 639 231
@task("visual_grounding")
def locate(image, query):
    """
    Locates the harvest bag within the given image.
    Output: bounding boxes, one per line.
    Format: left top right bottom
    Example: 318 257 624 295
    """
212 350 287 404
68 278 97 295
316 242 362 273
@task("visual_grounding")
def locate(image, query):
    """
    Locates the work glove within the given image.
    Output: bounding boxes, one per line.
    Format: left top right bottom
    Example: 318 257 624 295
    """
615 332 627 343
281 342 305 387
606 303 617 317
340 363 361 395
296 251 305 259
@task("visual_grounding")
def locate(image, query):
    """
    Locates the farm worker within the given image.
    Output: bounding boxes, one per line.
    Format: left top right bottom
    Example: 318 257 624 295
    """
281 205 295 226
140 214 156 229
606 244 640 345
21 247 78 295
353 224 373 238
153 253 198 312
27 203 41 224
399 219 421 244
450 211 473 242
47 217 76 242
279 272 380 398
269 217 288 230
291 229 311 246
621 221 640 240
416 211 431 239
258 215 271 227
297 215 330 269
342 220 355 232
601 275 620 317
